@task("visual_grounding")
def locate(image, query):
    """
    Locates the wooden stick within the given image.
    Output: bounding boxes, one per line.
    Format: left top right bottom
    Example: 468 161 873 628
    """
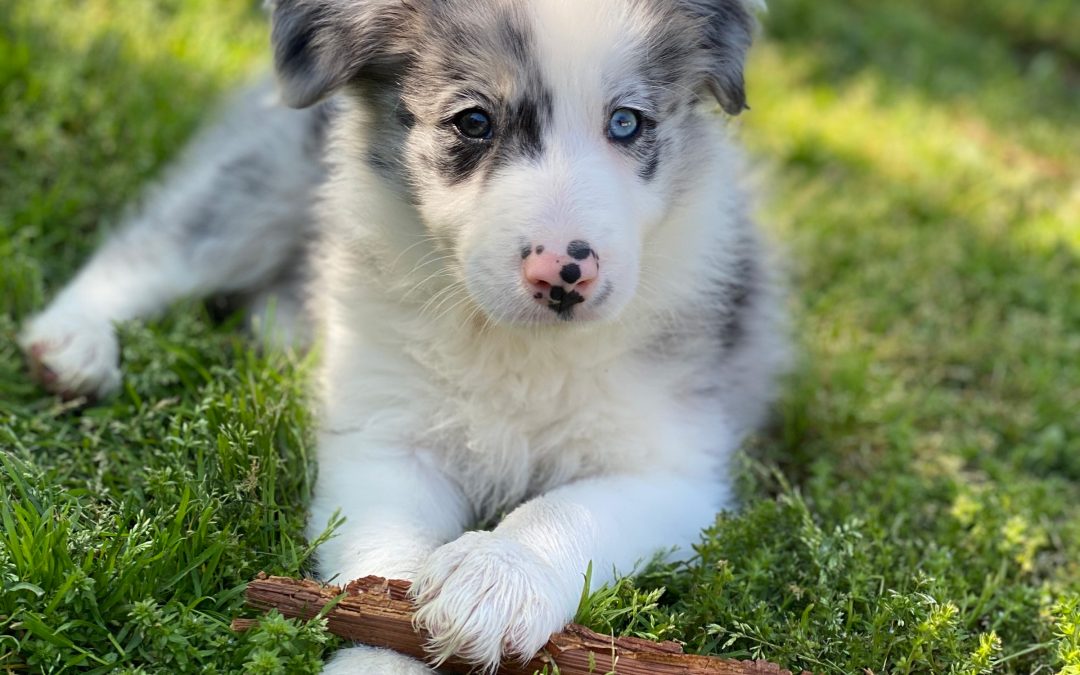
234 573 807 675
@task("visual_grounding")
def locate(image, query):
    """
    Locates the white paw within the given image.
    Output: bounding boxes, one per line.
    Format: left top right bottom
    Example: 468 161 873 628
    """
411 531 576 671
18 307 121 400
322 644 435 675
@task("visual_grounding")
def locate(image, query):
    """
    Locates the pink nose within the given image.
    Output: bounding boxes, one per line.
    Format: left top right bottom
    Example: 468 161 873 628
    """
521 240 600 314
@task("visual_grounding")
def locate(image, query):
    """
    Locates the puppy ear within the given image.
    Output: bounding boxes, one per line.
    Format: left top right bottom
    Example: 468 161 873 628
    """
269 0 413 108
685 0 762 115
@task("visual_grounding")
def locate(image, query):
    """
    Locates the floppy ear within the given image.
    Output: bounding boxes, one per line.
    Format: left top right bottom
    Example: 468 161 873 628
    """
270 0 414 108
684 0 761 115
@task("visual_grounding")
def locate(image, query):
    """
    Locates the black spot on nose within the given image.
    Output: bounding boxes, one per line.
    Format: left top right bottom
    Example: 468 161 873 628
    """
535 245 545 255
560 263 581 284
549 286 566 302
520 245 532 259
567 240 592 260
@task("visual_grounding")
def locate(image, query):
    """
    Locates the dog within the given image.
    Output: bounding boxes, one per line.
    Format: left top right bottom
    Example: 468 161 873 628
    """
19 0 788 672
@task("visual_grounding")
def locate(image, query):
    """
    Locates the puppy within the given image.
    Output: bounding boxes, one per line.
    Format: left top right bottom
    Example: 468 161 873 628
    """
20 0 787 672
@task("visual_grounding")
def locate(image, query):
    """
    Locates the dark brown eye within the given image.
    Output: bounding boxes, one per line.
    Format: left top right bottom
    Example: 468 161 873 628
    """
453 109 493 139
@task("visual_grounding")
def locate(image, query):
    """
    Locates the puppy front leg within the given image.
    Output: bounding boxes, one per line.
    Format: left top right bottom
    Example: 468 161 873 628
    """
412 472 723 670
311 439 472 583
312 439 472 674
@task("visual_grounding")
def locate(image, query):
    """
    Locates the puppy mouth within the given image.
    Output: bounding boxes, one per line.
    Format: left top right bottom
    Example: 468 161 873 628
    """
544 285 585 316
527 279 615 324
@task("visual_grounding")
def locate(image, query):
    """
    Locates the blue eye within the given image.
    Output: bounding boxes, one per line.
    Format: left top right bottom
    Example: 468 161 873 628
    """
453 108 493 139
608 108 641 141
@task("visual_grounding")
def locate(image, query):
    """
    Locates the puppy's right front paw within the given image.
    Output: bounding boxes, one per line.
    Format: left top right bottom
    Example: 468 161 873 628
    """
322 645 436 674
18 308 121 401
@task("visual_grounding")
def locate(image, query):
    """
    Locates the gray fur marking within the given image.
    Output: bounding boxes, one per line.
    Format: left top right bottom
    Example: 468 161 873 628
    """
632 0 756 114
402 4 553 185
270 0 757 192
271 0 416 108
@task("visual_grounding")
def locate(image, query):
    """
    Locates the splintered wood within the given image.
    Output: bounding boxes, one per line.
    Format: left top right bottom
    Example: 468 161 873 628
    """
234 573 806 675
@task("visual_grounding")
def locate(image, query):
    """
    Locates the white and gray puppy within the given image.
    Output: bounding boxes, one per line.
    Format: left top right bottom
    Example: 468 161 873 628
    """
20 0 788 672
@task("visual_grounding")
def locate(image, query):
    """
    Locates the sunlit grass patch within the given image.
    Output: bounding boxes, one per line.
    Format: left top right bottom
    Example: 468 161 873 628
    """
1 0 266 294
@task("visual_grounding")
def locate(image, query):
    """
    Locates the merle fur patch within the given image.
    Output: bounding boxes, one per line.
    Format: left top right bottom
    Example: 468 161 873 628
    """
271 0 416 108
716 255 757 350
678 0 756 114
402 5 553 185
182 153 270 241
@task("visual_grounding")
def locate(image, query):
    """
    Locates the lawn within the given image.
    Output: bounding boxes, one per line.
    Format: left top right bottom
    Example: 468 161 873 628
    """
2 0 1079 673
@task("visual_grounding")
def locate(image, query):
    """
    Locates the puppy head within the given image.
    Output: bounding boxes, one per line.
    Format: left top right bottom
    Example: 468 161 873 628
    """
272 0 760 324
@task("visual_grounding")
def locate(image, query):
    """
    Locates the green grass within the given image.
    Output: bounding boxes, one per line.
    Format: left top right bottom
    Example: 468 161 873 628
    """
2 0 1078 672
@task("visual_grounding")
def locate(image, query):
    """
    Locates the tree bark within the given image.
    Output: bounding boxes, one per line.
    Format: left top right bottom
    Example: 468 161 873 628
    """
234 573 807 675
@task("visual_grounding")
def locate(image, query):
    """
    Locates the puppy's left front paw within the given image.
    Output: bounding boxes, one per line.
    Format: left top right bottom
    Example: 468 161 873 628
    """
411 531 576 671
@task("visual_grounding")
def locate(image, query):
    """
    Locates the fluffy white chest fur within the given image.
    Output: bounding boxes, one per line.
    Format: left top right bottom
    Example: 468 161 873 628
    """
317 261 738 521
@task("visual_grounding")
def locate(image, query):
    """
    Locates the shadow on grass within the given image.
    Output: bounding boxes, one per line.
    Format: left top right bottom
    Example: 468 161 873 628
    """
750 107 1080 491
758 172 1080 474
0 5 265 319
735 1 1080 500
760 0 1080 150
